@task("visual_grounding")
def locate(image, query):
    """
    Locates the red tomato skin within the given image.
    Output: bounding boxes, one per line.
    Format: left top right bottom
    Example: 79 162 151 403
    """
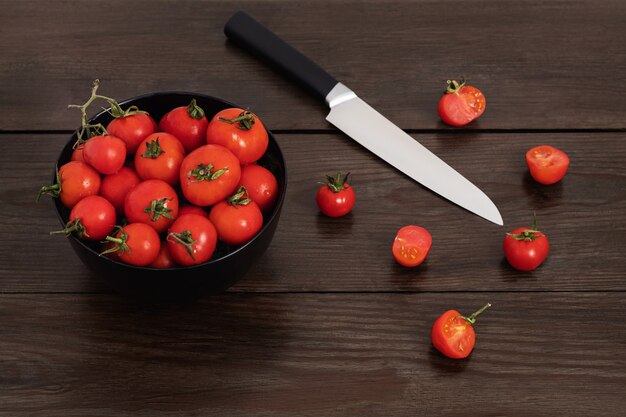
159 106 209 153
392 225 433 267
209 200 263 246
107 113 157 154
134 132 185 186
206 108 269 165
124 179 179 233
110 223 161 267
239 164 278 212
526 145 570 185
180 144 241 207
57 161 101 209
438 85 486 127
83 135 127 175
100 167 141 216
167 214 218 266
431 310 476 359
71 145 85 162
68 195 116 240
178 205 210 219
316 184 355 218
150 244 177 269
503 227 550 271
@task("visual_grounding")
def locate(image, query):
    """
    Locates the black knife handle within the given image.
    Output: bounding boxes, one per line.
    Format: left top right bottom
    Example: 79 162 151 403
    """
224 11 338 103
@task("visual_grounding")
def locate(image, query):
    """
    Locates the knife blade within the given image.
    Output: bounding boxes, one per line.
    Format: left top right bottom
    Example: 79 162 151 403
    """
224 11 503 225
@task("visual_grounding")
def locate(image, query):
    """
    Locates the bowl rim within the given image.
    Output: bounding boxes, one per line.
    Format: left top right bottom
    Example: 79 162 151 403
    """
55 91 287 272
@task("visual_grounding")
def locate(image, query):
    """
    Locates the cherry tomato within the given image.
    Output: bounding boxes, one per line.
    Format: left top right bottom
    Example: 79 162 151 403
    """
71 145 85 162
178 205 209 219
239 164 278 212
167 214 218 266
180 144 241 207
316 172 355 218
431 303 491 359
438 79 486 127
37 161 101 209
392 225 432 267
124 179 179 233
209 186 263 246
134 132 185 185
206 108 268 165
52 195 116 240
150 244 177 269
102 223 160 267
83 135 127 175
159 99 209 153
107 113 157 154
526 145 570 185
503 216 549 271
100 167 141 216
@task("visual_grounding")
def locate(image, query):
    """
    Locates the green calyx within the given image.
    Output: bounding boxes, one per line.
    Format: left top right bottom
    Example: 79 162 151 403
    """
141 137 164 159
507 213 544 241
444 78 466 94
188 163 228 182
167 230 196 259
218 110 256 130
323 172 351 193
227 186 252 206
100 226 130 257
36 166 62 202
144 198 174 222
50 218 88 239
187 99 206 120
458 303 492 325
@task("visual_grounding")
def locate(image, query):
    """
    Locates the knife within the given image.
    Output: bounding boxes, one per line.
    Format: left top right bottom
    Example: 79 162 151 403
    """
224 11 503 225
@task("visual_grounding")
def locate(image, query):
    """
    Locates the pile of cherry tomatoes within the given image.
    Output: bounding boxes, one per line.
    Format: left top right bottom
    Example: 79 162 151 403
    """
39 81 278 268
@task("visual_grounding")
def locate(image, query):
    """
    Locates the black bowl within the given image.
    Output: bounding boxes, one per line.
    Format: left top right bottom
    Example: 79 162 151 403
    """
54 92 287 299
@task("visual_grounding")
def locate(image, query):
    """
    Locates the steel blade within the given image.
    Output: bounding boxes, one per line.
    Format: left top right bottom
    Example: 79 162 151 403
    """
325 83 503 225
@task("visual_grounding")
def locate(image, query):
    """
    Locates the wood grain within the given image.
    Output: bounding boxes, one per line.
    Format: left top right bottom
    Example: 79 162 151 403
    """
1 292 624 416
1 0 625 131
1 132 624 293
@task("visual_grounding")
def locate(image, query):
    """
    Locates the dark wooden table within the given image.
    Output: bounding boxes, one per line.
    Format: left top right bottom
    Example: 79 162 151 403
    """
2 1 625 415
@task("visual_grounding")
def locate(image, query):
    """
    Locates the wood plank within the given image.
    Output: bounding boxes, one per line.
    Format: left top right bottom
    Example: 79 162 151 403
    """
1 132 624 293
1 1 625 130
1 292 624 416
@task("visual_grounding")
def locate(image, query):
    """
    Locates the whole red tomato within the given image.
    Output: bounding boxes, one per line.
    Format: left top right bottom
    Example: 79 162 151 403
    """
178 205 210 219
239 164 278 212
503 216 550 271
180 144 241 207
51 195 116 241
159 99 209 153
107 112 157 155
392 225 432 267
167 213 218 266
209 186 263 246
83 135 127 175
71 145 85 162
206 108 268 165
438 79 486 127
316 172 355 218
150 244 178 269
124 179 179 233
100 167 141 215
37 161 101 209
134 132 185 185
102 223 161 267
431 303 491 359
526 145 570 185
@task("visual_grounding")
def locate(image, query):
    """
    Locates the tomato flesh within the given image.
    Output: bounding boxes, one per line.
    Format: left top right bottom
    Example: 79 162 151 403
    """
526 145 570 185
392 225 432 267
431 310 476 359
438 85 486 127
